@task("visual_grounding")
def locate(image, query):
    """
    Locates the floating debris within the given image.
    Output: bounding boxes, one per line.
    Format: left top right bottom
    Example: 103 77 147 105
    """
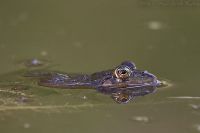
147 21 163 30
82 96 87 100
20 58 49 68
25 59 43 67
189 104 200 110
40 51 48 56
194 124 200 132
16 96 32 104
0 88 27 97
0 103 94 111
168 96 200 99
131 116 150 123
23 123 31 129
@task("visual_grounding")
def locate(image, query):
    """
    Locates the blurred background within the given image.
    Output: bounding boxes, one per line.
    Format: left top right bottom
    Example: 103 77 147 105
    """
0 0 200 133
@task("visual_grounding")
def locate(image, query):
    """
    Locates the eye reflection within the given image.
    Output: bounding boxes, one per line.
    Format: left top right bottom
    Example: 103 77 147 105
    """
112 92 131 104
114 66 131 80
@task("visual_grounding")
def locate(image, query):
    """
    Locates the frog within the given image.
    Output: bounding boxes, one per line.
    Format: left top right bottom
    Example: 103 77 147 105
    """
24 61 161 104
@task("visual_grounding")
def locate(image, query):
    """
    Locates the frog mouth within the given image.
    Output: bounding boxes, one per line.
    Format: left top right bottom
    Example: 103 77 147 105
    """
99 78 160 89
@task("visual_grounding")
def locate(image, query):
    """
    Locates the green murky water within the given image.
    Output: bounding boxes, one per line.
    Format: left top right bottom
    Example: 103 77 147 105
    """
0 0 200 133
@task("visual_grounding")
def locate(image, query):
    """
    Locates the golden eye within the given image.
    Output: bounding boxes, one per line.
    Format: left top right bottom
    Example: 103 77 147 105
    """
114 66 131 80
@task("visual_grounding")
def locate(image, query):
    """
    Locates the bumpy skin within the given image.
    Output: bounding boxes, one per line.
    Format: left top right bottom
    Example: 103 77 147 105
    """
25 61 161 104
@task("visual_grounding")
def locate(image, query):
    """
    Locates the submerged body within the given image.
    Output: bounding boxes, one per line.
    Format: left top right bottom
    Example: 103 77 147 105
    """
25 61 161 103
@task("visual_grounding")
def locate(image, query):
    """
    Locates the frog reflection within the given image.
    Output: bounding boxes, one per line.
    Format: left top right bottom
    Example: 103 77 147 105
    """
25 61 161 104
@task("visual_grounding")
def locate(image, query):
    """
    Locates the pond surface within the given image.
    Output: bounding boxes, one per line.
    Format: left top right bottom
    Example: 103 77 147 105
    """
0 0 200 133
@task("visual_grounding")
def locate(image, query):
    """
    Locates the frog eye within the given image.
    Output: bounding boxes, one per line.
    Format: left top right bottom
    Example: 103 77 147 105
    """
114 66 131 80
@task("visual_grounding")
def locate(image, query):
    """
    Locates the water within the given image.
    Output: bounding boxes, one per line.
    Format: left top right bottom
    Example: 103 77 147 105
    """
0 0 200 133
